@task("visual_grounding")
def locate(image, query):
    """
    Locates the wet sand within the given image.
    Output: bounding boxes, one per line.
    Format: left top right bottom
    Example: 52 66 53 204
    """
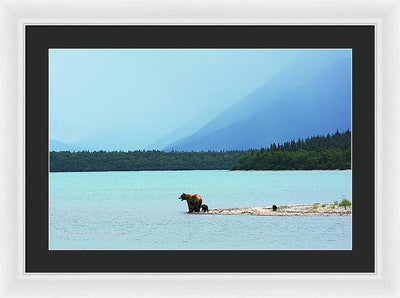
204 203 351 216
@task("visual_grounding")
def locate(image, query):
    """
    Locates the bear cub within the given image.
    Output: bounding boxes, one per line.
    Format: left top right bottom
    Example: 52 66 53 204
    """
201 204 209 212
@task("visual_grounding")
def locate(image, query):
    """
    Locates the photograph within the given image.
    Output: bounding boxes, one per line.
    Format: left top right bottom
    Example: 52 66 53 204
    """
49 48 352 250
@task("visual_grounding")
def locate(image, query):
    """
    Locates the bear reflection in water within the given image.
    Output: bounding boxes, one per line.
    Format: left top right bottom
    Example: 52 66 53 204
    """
179 193 202 213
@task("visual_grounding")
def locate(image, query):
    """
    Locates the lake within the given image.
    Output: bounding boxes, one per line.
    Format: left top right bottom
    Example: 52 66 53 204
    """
49 170 351 250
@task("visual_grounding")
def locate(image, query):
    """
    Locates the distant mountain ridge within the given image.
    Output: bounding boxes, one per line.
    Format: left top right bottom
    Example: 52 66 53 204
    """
164 54 351 152
145 120 205 150
50 139 83 152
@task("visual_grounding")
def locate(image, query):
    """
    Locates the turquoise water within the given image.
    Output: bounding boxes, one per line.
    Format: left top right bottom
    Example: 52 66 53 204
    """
49 170 351 250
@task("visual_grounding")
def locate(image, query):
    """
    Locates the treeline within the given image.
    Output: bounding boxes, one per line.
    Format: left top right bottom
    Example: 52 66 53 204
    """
50 131 351 172
50 150 245 172
231 130 351 171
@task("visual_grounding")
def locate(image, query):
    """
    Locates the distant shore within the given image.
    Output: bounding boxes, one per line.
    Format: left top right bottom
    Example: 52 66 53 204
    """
205 203 351 216
50 131 350 172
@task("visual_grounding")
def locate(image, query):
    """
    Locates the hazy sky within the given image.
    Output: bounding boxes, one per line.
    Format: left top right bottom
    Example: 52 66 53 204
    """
49 49 348 150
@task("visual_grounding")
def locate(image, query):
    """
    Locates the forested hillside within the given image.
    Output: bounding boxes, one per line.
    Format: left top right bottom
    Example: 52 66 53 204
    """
232 130 351 170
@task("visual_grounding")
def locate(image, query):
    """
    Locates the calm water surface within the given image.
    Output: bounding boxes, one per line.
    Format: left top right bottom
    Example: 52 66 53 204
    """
50 170 351 249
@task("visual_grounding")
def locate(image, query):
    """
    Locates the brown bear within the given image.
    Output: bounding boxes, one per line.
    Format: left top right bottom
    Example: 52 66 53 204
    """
179 193 202 213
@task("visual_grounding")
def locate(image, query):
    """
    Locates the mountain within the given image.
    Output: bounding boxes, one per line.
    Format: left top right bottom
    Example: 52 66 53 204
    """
50 139 83 152
145 120 205 150
165 54 351 151
71 133 135 151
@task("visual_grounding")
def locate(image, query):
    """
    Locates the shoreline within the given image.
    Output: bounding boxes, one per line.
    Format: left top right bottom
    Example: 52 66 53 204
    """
50 169 352 173
229 169 350 172
204 203 351 216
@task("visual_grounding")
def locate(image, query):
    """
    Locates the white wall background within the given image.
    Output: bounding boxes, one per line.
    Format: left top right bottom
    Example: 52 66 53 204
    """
0 2 19 293
381 2 400 293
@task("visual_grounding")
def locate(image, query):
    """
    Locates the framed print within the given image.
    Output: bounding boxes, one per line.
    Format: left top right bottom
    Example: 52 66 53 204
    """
25 25 374 273
3 0 400 295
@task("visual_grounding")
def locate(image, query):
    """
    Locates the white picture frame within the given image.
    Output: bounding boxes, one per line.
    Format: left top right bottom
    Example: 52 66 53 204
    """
0 0 399 296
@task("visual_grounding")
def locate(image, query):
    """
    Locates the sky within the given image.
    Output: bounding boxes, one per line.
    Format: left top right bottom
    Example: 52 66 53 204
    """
49 49 349 150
